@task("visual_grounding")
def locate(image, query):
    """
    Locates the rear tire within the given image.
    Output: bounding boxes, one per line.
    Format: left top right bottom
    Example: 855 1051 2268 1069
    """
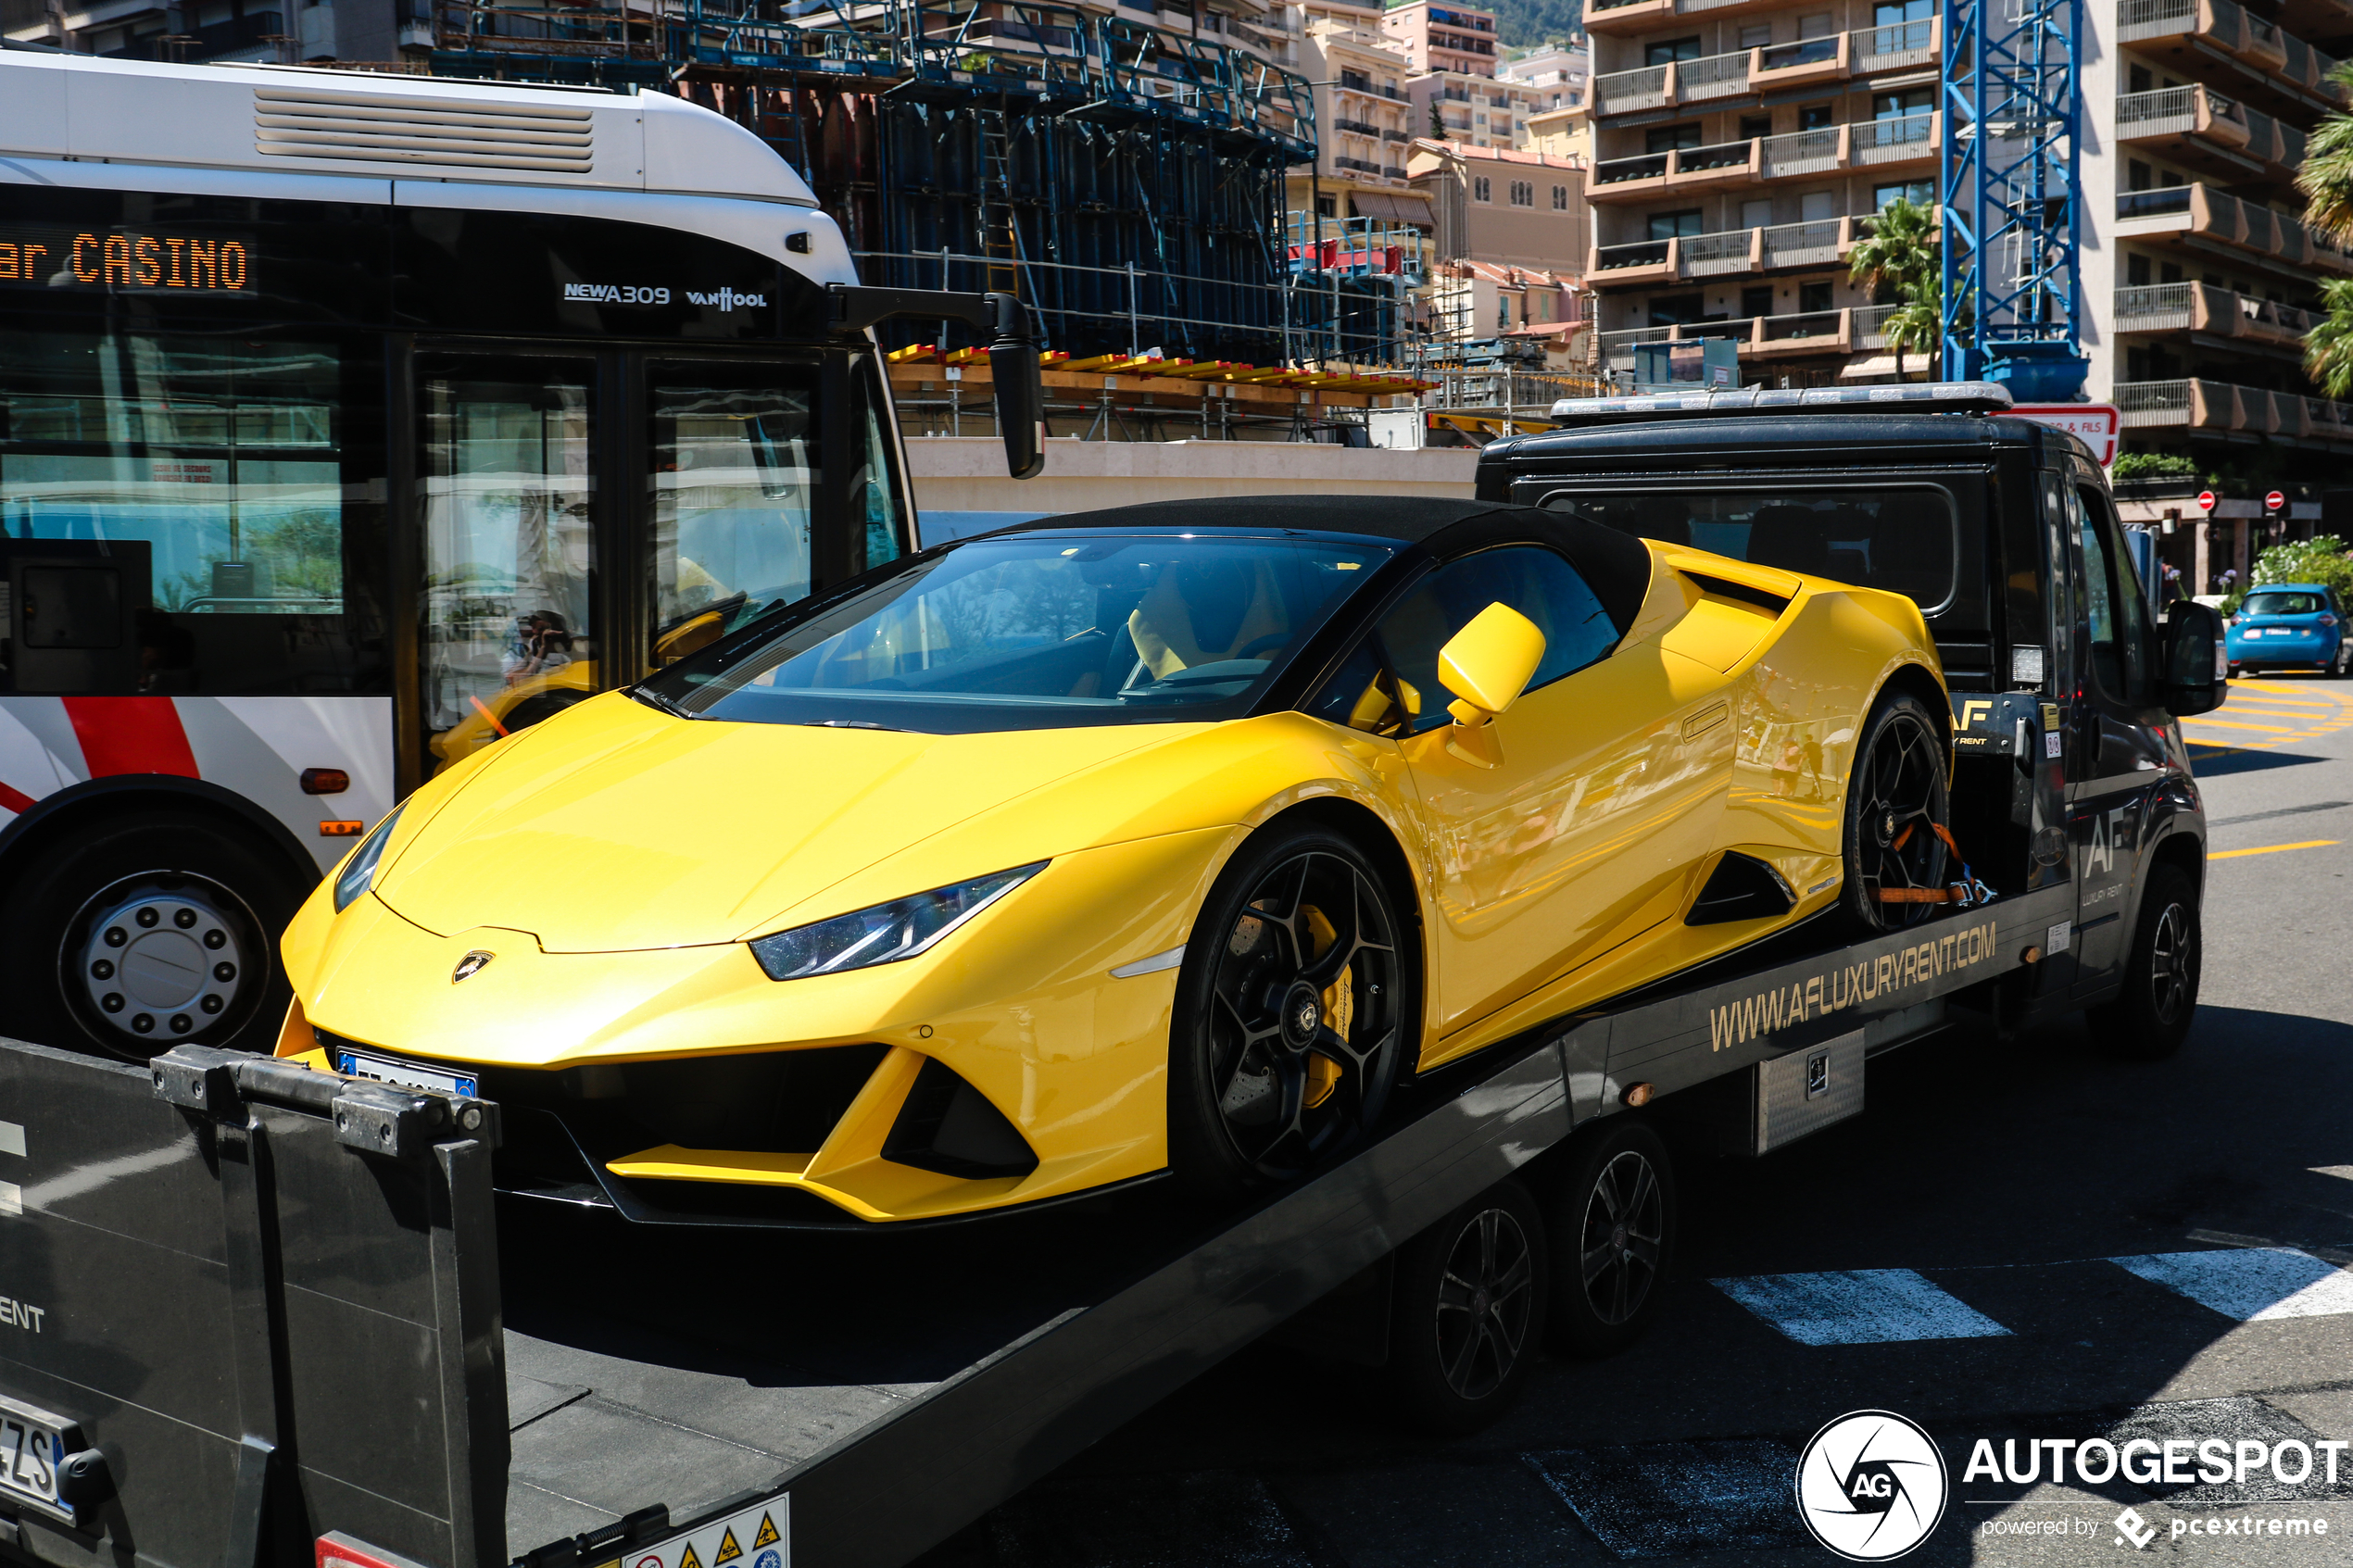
1383 1177 1549 1435
2088 864 2201 1061
1167 825 1415 1200
1841 687 1952 932
2331 644 2350 680
0 812 308 1060
1545 1119 1677 1358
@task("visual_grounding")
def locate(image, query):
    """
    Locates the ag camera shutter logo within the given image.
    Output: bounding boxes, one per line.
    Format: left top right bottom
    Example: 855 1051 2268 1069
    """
1795 1410 1948 1561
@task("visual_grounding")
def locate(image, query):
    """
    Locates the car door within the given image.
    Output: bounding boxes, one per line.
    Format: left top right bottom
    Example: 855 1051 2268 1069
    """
2062 474 2167 989
1328 545 1734 1061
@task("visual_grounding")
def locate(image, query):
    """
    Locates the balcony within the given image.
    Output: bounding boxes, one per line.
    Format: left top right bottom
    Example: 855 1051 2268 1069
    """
2115 182 2353 273
1590 214 1865 283
1597 307 1857 363
2114 282 2322 345
2114 86 2306 183
1590 116 1934 205
1592 21 1935 118
1584 0 1822 37
2117 0 2347 114
2117 379 2353 443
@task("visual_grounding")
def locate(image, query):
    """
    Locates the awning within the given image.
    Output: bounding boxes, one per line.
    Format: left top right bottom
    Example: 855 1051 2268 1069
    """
1351 190 1435 224
1839 355 1908 381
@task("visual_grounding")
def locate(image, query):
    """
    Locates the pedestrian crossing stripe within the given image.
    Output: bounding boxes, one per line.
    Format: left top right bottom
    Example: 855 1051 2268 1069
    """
751 1516 779 1550
713 1530 741 1565
1712 1268 2009 1345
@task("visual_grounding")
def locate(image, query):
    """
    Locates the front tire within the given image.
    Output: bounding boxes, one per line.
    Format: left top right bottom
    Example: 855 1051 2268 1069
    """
2088 864 2201 1061
0 812 306 1060
1383 1177 1549 1435
1168 825 1414 1200
1841 688 1952 932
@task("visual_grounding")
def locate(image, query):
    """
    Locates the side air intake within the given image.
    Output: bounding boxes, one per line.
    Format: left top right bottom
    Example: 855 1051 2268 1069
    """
255 89 593 172
884 1058 1039 1180
1686 852 1797 926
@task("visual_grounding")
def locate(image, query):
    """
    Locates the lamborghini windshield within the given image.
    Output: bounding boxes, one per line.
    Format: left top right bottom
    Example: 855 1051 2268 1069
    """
644 531 1396 734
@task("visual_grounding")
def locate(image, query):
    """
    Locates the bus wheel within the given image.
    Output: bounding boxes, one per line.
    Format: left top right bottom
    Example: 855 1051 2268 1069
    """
1383 1176 1549 1435
1545 1118 1677 1358
0 813 305 1061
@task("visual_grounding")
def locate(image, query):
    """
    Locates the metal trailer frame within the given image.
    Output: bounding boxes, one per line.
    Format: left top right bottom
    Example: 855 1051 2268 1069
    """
0 879 2070 1568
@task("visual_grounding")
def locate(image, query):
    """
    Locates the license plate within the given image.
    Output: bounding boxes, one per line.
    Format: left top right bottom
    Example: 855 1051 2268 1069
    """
0 1398 70 1513
338 1049 479 1099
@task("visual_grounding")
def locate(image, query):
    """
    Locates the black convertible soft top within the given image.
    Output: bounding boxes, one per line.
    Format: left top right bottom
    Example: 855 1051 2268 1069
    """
1003 495 1657 636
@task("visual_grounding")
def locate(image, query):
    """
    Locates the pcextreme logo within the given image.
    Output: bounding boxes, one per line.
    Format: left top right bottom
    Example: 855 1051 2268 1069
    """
1795 1410 1949 1561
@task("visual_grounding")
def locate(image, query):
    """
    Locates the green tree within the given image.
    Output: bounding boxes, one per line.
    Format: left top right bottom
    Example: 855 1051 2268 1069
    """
2298 60 2353 243
2304 275 2353 399
1845 195 1940 303
1429 100 1446 140
2252 534 2353 602
1881 275 1943 380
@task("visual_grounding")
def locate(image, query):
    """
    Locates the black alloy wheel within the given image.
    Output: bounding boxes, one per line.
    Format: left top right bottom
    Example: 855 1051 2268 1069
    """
1385 1177 1550 1434
1843 690 1953 932
1547 1118 1677 1357
2091 864 2202 1060
1168 827 1410 1198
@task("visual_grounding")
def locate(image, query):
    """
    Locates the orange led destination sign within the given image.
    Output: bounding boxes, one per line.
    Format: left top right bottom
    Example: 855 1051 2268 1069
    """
0 225 257 295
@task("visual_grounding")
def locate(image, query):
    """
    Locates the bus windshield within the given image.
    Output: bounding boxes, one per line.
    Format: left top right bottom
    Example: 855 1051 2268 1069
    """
646 532 1396 734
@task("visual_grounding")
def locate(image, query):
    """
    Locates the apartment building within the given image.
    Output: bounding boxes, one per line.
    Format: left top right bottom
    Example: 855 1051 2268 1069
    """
2085 0 2353 471
1580 0 1943 386
1408 137 1590 266
1497 38 1591 107
1285 0 1436 229
1 0 420 59
1411 69 1558 146
1381 0 1499 75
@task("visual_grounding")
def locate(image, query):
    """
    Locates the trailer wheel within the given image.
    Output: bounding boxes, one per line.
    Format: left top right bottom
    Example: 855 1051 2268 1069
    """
1168 825 1412 1198
1383 1176 1549 1435
1546 1118 1676 1357
0 812 304 1060
1843 688 1951 932
2088 864 2201 1061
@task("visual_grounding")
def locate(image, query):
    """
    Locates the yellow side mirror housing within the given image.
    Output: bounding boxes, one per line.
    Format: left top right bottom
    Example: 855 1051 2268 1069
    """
1438 601 1547 728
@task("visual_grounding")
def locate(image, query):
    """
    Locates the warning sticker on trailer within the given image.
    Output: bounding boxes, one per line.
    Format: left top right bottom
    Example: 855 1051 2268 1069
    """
609 1499 787 1568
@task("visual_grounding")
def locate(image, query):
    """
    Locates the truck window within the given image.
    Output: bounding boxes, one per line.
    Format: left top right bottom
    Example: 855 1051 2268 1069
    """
2070 484 2150 704
1542 488 1957 613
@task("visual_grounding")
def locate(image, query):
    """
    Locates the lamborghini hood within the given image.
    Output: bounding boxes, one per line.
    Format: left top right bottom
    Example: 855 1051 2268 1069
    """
371 695 1183 952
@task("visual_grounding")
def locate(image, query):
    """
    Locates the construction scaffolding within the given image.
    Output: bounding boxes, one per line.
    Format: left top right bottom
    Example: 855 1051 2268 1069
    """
424 0 1422 370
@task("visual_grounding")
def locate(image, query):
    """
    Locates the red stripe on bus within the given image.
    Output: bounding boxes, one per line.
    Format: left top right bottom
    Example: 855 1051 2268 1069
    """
61 697 200 779
0 782 33 816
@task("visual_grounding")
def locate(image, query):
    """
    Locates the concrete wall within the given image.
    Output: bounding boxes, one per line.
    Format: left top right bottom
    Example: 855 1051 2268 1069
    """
905 437 1481 540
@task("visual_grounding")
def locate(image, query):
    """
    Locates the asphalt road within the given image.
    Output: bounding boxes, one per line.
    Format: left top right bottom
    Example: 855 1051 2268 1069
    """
912 676 2353 1568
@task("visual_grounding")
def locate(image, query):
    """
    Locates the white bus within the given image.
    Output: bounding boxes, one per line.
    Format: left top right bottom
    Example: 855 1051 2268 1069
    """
0 46 1041 1059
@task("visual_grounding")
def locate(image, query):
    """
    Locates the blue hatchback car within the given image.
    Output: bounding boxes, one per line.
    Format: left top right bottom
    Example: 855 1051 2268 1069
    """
2227 582 2349 677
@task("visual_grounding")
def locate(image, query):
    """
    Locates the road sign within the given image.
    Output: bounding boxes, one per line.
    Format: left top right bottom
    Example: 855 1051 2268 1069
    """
2266 490 2286 510
2009 404 2121 465
2196 491 2217 512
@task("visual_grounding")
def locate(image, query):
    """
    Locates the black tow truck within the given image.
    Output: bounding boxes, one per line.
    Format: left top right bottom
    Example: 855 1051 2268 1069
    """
0 385 2226 1568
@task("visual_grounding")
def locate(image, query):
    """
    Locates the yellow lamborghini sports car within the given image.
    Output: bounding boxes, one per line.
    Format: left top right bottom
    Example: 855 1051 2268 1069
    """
277 496 1952 1224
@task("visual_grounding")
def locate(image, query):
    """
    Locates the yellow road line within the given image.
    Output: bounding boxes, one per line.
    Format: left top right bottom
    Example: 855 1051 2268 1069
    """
2232 684 2353 705
2209 839 2340 860
2179 718 2308 733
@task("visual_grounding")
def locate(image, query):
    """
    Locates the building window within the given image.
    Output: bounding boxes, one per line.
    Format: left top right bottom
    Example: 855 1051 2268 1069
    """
1510 180 1534 206
1742 284 1773 317
1648 292 1705 326
1799 190 1837 221
1645 36 1701 65
1475 175 1491 202
1872 88 1932 118
1872 180 1932 208
1646 122 1703 154
1799 280 1833 312
1649 208 1705 240
1739 22 1771 45
1798 103 1833 131
1552 184 1567 209
1874 0 1931 19
1740 113 1772 139
1316 194 1337 218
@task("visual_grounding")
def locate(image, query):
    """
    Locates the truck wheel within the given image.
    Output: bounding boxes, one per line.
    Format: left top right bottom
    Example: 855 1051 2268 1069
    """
2088 865 2201 1061
1383 1176 1548 1435
1546 1118 1676 1357
1168 826 1412 1199
0 812 306 1061
1843 688 1951 932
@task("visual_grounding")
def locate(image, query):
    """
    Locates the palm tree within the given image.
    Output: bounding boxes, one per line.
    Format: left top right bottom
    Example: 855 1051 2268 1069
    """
2305 275 2353 397
1882 274 1943 380
2298 60 2353 241
1846 194 1939 302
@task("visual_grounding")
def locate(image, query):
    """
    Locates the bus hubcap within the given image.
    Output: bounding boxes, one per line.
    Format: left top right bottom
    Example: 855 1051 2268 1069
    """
73 878 250 1047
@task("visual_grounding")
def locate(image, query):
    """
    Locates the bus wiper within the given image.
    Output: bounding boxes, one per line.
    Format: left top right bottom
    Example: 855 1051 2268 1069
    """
630 685 693 720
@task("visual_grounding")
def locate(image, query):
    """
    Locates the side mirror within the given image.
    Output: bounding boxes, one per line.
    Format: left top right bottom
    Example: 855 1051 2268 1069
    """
984 293 1046 481
1436 603 1545 765
2162 599 2225 717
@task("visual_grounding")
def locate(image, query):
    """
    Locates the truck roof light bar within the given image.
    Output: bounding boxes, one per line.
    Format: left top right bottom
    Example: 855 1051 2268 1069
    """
1543 382 2017 426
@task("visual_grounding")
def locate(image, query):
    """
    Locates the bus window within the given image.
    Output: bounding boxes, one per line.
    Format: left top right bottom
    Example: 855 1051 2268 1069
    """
419 360 595 772
648 363 818 666
0 329 384 696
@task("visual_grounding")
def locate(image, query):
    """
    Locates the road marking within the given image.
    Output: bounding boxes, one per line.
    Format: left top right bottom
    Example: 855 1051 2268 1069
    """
1524 1438 1808 1558
2111 1248 2353 1321
1711 1268 2010 1345
2178 718 2307 734
2207 839 2338 860
2311 1166 2353 1182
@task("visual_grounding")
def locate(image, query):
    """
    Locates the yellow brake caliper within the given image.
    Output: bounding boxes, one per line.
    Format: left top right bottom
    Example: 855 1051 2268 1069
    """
1301 907 1353 1110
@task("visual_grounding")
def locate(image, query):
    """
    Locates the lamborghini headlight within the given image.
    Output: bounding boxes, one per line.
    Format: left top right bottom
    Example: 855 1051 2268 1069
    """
333 805 405 913
749 861 1047 982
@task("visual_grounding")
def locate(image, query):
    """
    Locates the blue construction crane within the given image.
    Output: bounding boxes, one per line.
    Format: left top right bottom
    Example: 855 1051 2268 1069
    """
1941 0 2089 399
